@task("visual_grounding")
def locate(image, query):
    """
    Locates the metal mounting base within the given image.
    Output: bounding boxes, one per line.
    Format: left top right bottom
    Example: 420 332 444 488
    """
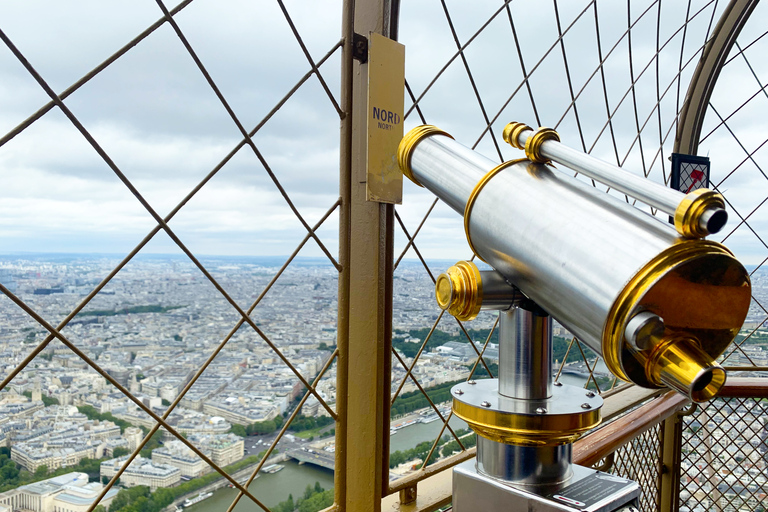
452 459 640 512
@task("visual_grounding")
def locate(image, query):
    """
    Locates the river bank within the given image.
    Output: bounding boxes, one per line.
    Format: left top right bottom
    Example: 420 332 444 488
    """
164 453 289 511
180 460 333 512
173 371 595 511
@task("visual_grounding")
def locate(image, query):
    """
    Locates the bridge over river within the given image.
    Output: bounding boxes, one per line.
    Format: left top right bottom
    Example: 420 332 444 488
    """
285 448 335 470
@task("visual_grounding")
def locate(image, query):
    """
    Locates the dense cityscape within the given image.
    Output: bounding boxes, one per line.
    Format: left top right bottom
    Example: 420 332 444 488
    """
0 254 766 511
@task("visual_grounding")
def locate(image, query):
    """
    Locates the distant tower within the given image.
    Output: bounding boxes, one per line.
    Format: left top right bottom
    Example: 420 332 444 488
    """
31 378 42 402
129 373 140 394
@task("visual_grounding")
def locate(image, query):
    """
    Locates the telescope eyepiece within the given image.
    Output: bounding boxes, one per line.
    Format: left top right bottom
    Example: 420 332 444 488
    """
674 189 728 238
700 207 728 235
639 335 727 403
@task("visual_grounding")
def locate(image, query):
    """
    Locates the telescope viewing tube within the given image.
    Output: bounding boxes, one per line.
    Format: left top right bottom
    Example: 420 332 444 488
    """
502 122 728 239
398 125 751 402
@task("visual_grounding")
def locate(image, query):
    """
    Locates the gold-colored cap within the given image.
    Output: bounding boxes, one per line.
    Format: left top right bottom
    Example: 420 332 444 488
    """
524 127 560 164
674 188 727 239
435 261 483 321
397 125 454 187
502 122 532 150
603 239 750 400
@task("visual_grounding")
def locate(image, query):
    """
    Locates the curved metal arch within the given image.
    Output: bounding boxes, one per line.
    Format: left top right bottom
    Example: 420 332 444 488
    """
675 0 759 155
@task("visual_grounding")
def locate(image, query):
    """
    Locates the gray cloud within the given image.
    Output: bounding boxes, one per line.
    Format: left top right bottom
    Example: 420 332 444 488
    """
0 0 766 265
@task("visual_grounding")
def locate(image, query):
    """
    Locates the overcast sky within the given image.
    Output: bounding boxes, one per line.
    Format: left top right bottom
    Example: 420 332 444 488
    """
0 0 766 266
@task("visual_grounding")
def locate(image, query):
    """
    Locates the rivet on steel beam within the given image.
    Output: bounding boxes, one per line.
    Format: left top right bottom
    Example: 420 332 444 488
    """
581 403 591 409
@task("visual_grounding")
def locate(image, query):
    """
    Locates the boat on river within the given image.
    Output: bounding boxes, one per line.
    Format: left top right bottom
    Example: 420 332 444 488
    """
391 419 417 430
263 464 285 474
181 492 213 508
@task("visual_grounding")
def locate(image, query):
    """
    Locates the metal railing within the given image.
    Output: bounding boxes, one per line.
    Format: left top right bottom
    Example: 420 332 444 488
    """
677 379 768 511
0 2 344 511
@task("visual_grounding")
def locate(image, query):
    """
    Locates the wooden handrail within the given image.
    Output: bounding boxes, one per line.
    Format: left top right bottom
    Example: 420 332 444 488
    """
573 377 768 467
573 391 688 468
719 376 768 398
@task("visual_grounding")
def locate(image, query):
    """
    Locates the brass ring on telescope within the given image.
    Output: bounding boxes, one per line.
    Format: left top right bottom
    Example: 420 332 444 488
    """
397 125 454 187
502 121 532 150
435 260 483 321
464 158 529 262
452 403 600 446
451 380 602 446
602 239 749 387
674 188 726 239
524 127 560 163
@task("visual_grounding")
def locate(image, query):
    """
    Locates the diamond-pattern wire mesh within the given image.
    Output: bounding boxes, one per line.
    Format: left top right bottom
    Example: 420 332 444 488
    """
679 398 768 512
696 0 768 372
0 2 343 511
388 0 730 487
606 424 663 512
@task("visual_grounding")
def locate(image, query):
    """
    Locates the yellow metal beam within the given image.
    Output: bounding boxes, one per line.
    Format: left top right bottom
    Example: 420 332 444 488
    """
382 471 452 512
338 1 398 511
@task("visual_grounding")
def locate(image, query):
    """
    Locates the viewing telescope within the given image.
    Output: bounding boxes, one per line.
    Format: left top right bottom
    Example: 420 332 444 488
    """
397 122 751 512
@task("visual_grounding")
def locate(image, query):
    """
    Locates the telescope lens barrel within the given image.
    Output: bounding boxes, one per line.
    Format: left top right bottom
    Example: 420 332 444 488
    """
636 336 727 402
699 206 728 235
502 122 729 238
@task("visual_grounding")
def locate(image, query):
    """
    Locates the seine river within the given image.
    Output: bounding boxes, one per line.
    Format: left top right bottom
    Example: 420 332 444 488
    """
185 461 334 512
188 372 593 511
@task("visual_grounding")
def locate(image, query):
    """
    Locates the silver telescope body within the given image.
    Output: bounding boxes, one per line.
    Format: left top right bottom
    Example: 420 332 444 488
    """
502 122 728 238
398 125 751 402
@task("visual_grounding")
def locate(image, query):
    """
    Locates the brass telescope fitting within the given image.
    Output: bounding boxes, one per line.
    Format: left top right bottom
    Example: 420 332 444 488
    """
435 261 483 321
674 188 728 239
501 122 560 163
524 127 560 164
451 379 602 447
635 335 727 402
604 240 749 402
502 120 728 239
436 261 528 321
397 125 453 187
501 122 531 150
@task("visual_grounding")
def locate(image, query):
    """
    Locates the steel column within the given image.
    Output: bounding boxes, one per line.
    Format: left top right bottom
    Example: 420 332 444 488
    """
337 1 397 511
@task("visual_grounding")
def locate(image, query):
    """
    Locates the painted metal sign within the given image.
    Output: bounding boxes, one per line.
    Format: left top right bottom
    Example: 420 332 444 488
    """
366 32 405 203
671 153 711 193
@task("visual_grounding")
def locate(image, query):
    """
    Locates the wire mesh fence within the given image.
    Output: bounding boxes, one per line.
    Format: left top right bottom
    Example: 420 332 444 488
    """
607 424 663 512
679 397 768 511
1 0 767 510
694 0 768 373
0 1 344 511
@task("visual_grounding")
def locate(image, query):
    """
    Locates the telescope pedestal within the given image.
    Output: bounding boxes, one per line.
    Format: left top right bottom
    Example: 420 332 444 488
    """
475 436 572 485
451 306 639 511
